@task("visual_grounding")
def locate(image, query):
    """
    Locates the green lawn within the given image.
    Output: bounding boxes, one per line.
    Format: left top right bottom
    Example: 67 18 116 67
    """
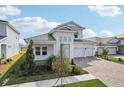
60 79 107 87
99 56 124 65
0 53 26 86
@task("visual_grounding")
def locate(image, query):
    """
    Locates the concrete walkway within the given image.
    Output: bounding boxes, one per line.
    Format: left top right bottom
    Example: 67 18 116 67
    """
7 74 96 87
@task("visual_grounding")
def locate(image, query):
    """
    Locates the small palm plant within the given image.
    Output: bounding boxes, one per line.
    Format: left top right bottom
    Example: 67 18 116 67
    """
102 47 109 59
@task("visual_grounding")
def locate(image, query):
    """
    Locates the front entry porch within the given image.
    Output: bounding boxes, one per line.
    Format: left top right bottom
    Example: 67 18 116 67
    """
33 41 71 64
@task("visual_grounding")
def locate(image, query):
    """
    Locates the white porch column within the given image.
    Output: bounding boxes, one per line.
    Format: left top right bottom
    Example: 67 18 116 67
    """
70 43 74 59
53 43 56 56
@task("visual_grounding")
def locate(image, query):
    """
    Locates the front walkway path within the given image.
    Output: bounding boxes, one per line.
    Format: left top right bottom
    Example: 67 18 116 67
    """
7 74 96 87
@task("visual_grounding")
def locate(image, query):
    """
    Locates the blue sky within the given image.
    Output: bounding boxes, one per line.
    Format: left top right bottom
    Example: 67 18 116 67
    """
0 5 124 39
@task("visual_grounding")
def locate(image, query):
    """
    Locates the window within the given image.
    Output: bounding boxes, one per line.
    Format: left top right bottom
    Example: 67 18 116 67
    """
64 36 67 42
42 47 47 55
35 47 40 55
59 36 62 42
74 33 78 38
68 37 72 42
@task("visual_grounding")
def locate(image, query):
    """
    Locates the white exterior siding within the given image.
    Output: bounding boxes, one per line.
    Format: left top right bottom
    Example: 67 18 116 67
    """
33 44 54 61
6 25 19 58
0 23 6 36
52 31 74 59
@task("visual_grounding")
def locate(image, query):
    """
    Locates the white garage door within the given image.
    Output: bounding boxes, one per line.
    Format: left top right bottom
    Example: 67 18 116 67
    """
85 48 94 57
74 47 85 57
108 47 116 55
74 47 94 58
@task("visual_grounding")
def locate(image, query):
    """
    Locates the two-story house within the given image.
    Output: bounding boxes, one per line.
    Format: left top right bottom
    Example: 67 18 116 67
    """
25 21 96 63
0 20 20 59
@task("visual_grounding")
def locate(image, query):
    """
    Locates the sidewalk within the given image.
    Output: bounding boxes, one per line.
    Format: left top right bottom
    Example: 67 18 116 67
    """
7 74 96 87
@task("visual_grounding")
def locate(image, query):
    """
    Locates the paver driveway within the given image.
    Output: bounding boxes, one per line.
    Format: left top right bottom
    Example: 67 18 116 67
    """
74 57 124 87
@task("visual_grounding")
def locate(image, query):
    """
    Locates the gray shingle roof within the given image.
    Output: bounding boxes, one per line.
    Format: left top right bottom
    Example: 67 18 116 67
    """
0 20 20 34
53 21 85 31
25 33 55 43
86 36 119 45
74 39 97 44
0 36 6 40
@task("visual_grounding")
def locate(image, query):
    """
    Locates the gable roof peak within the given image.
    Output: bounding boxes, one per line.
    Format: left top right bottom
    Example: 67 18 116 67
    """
53 21 85 31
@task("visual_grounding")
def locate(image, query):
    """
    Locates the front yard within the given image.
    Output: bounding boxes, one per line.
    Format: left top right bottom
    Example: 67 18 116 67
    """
0 53 26 85
0 53 88 86
59 79 107 87
5 66 88 85
0 52 26 79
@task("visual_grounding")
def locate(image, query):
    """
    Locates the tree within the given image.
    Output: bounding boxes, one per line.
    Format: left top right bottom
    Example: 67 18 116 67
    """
53 44 72 86
20 40 35 76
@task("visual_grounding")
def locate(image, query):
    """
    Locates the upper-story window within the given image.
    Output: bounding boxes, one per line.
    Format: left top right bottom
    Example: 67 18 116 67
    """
68 37 72 42
64 36 67 42
59 36 62 42
74 33 78 38
59 36 72 42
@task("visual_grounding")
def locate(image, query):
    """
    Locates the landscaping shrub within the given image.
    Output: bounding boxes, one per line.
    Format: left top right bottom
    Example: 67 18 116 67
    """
118 58 124 62
51 56 72 74
19 40 36 76
6 58 12 63
72 66 82 75
95 51 99 57
46 55 56 69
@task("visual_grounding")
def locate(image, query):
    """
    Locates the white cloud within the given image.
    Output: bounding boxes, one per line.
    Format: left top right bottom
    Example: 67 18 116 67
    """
19 38 27 47
0 5 21 19
99 30 113 37
83 29 113 38
88 5 122 17
83 29 97 38
10 17 60 33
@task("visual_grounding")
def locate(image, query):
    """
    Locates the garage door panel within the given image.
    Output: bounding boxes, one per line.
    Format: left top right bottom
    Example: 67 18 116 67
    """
85 48 94 57
74 47 94 57
108 47 116 55
74 47 85 57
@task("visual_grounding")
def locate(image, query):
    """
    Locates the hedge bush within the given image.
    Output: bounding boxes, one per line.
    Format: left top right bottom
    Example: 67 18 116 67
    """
72 66 82 75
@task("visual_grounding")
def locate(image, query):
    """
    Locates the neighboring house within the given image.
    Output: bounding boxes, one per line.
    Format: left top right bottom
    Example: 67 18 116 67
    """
86 37 118 55
87 35 124 55
0 20 20 60
25 21 96 63
116 34 124 54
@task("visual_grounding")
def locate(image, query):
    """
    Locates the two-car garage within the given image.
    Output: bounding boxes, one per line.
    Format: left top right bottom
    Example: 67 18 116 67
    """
74 41 117 58
97 46 117 55
74 42 96 58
